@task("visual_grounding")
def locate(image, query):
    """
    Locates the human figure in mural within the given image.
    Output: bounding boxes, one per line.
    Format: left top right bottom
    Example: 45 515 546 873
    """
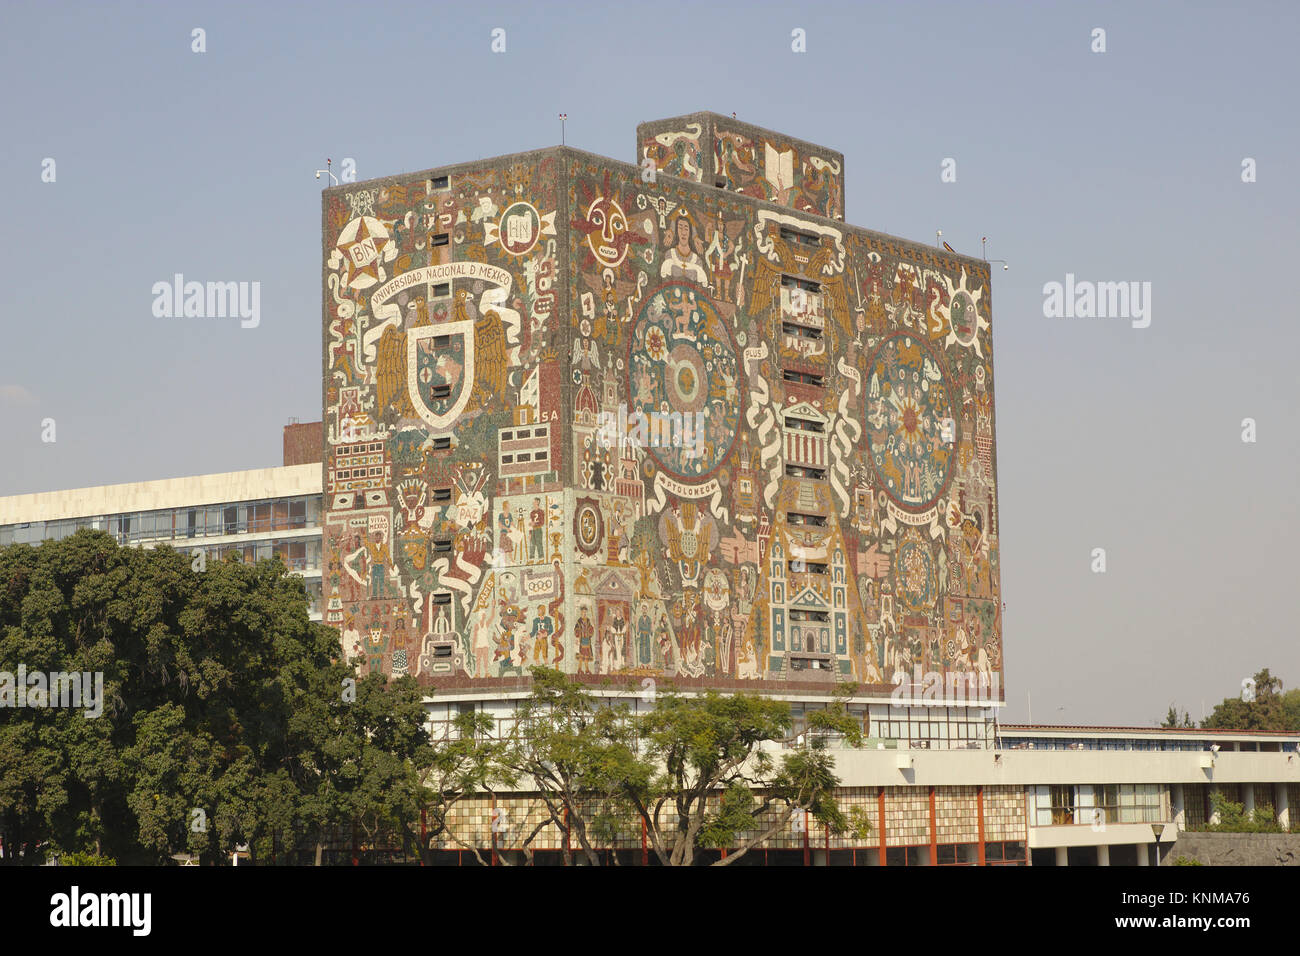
494 604 521 676
575 605 595 674
632 363 656 408
529 498 546 561
497 501 513 565
530 604 553 664
636 605 653 666
656 611 674 672
514 626 532 669
608 502 629 564
366 530 391 599
471 607 494 679
736 624 759 680
718 614 734 676
599 620 615 675
928 630 946 670
609 607 628 671
738 566 755 615
342 616 362 663
660 211 708 285
960 513 984 596
704 209 742 303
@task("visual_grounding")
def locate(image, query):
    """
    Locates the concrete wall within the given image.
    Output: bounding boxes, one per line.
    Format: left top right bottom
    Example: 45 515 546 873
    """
1165 832 1300 865
826 746 1300 788
0 464 320 523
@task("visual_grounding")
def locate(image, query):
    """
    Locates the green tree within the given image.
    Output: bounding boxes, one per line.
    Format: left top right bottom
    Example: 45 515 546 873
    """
0 531 430 865
1283 688 1300 734
500 667 643 866
410 709 515 865
1203 668 1288 733
627 684 868 866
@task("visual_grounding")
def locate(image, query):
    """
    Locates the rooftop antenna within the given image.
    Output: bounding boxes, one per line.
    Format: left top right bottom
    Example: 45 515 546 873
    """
559 113 567 146
936 228 943 249
314 157 338 186
982 236 1009 271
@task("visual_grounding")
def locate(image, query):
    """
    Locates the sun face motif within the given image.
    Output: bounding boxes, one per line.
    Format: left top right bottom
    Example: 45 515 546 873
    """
584 197 630 267
645 326 667 361
898 395 922 450
942 268 989 356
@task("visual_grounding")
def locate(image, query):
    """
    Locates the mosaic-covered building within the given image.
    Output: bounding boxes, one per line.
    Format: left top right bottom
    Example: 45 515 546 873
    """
322 111 1002 700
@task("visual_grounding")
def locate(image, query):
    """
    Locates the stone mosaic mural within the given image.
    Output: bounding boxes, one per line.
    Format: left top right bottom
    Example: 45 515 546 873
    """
323 118 1001 694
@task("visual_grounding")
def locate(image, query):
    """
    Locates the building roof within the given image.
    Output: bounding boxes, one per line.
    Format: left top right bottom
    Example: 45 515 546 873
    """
1001 723 1299 739
0 464 322 523
323 143 994 273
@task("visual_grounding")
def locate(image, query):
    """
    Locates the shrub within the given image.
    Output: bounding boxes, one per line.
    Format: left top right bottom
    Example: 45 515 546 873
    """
58 851 118 866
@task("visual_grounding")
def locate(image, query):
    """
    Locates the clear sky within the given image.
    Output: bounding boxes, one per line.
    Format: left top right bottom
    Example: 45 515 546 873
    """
2 1 1297 726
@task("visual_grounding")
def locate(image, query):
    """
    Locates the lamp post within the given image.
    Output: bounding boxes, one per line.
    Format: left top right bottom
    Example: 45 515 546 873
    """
1152 823 1165 866
981 236 1009 271
315 158 339 186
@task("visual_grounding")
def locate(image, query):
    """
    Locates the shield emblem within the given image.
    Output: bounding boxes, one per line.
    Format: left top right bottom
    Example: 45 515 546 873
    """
407 321 475 431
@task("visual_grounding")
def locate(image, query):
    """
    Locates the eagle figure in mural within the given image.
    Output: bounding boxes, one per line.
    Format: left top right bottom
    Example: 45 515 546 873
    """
376 324 415 420
805 239 851 342
454 287 508 406
750 225 799 318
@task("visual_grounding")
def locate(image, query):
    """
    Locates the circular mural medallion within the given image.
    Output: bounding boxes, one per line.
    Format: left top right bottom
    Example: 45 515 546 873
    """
627 283 741 480
573 497 604 557
498 201 543 256
865 332 956 512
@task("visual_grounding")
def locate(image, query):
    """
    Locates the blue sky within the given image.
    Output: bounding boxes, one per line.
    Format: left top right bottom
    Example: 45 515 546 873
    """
2 1 1297 724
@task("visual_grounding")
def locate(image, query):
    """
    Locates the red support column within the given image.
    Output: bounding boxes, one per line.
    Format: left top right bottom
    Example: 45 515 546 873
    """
878 787 887 865
976 785 987 866
928 786 938 866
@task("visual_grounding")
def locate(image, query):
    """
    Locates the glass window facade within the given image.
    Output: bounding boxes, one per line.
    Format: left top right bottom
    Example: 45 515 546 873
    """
1 494 323 619
1031 784 1164 826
